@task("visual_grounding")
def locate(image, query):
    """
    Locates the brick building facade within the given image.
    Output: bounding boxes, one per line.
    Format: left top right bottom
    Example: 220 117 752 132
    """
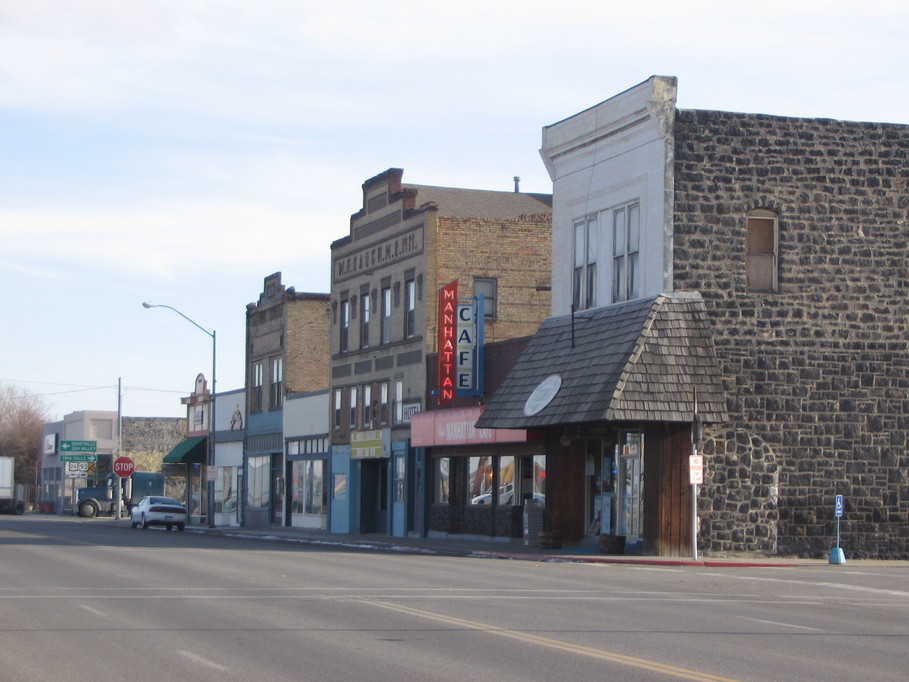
244 272 330 527
329 168 551 535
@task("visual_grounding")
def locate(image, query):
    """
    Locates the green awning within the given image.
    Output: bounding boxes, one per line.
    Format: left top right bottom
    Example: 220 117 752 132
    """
163 436 208 464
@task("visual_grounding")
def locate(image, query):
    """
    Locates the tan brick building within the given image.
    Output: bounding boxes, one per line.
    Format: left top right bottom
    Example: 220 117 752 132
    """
244 273 330 527
329 168 551 535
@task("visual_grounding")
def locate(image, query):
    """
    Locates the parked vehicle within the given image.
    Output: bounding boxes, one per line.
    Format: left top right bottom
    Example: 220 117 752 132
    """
126 471 166 511
130 496 187 531
75 471 164 518
0 457 26 515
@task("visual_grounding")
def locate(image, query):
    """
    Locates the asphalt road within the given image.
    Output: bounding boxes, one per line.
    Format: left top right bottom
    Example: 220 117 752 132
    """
2 515 907 681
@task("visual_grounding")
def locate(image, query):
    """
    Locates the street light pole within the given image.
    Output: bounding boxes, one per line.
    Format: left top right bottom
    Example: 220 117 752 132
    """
143 301 216 528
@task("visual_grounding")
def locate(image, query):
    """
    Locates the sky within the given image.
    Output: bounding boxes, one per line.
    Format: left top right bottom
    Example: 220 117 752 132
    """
1 1 907 421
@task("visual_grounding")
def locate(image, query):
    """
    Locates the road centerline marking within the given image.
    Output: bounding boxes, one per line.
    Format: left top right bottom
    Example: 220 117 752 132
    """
359 599 737 682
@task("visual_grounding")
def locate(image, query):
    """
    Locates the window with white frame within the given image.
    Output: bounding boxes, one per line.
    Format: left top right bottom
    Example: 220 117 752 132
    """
746 209 779 292
340 299 350 352
333 389 342 430
270 357 283 409
379 382 389 426
473 277 497 319
573 216 597 310
404 279 416 338
612 202 640 303
381 286 392 344
394 380 403 424
360 291 370 348
362 385 372 428
252 362 263 412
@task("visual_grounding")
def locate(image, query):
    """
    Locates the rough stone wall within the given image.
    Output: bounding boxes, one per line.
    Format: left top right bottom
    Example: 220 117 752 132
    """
672 109 909 558
121 417 186 472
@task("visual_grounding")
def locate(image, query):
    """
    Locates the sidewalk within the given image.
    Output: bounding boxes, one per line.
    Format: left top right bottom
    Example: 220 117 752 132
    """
186 523 837 568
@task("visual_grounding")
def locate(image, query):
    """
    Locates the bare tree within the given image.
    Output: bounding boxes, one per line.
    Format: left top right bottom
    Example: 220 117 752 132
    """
0 384 49 486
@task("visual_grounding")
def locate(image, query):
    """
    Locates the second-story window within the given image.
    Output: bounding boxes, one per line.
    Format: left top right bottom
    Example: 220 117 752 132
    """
270 357 283 409
333 389 342 430
612 202 640 303
360 292 370 348
252 362 263 412
349 386 357 430
340 299 350 352
573 216 597 310
405 279 416 338
473 278 497 319
394 380 403 424
362 384 372 428
379 382 389 426
746 209 779 292
381 286 392 344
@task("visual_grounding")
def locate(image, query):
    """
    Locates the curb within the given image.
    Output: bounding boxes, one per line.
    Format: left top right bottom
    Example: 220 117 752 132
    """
197 526 805 567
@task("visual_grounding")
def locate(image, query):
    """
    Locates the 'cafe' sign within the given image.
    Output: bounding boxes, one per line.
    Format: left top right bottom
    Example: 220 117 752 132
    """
437 280 482 406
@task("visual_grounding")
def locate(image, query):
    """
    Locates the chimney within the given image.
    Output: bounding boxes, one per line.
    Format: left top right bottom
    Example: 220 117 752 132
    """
513 176 520 193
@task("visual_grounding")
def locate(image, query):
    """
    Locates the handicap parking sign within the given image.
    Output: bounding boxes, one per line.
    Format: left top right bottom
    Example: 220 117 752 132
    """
835 494 844 518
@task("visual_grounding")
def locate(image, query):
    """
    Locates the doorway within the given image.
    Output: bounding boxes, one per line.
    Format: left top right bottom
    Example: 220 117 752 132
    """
616 431 643 548
359 458 388 533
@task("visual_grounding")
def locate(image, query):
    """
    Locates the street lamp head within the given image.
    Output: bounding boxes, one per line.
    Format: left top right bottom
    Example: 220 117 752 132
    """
142 301 157 309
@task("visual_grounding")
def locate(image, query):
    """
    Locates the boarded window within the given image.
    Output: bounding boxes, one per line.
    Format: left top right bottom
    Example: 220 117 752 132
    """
746 211 778 292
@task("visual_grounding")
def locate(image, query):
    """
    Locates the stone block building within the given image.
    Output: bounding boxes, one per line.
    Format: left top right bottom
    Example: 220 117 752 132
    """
672 102 909 558
479 76 909 559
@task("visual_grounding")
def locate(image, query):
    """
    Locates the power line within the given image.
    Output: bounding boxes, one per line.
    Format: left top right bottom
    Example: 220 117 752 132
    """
0 379 186 401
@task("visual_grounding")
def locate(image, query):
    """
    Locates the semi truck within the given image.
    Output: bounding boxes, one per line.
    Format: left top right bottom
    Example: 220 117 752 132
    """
75 471 164 518
0 456 26 515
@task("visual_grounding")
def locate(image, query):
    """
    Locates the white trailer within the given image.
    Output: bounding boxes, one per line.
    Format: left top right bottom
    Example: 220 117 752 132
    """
0 456 26 515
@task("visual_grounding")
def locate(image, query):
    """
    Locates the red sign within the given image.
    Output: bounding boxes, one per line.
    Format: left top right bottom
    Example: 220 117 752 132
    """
411 407 533 446
113 456 136 478
438 280 458 405
689 454 703 485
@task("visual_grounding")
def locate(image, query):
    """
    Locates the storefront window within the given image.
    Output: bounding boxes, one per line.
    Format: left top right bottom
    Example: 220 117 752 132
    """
468 456 493 505
435 457 449 504
305 460 325 515
532 454 546 507
214 466 238 515
247 456 269 510
498 456 515 505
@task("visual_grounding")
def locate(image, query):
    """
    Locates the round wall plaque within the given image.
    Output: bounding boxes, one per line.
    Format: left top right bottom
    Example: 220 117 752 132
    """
523 374 562 416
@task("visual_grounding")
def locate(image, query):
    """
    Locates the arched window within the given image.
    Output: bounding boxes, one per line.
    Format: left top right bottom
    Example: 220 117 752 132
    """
746 209 779 292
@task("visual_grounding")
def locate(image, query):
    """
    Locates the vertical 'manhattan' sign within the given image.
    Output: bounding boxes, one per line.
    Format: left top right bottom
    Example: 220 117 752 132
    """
438 280 458 405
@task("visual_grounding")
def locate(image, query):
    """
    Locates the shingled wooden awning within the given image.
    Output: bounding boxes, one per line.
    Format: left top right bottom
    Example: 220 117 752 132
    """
475 293 728 430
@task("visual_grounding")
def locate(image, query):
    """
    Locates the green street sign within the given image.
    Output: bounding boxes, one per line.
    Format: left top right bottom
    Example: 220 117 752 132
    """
59 453 98 463
60 440 97 453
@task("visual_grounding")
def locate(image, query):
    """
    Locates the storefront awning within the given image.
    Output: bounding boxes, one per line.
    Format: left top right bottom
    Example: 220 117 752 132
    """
411 406 536 447
475 294 729 430
163 435 208 464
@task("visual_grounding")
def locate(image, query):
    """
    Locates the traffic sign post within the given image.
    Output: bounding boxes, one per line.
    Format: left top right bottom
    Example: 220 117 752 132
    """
113 457 136 478
689 454 702 561
65 461 91 477
830 494 846 564
112 457 135 520
59 453 98 463
60 440 97 453
689 392 702 562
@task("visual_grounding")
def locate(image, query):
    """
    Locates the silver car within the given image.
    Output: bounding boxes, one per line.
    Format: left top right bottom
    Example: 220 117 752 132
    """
130 496 187 531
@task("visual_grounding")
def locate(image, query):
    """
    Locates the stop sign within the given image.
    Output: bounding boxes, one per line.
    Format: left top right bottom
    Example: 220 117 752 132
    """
113 456 136 478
